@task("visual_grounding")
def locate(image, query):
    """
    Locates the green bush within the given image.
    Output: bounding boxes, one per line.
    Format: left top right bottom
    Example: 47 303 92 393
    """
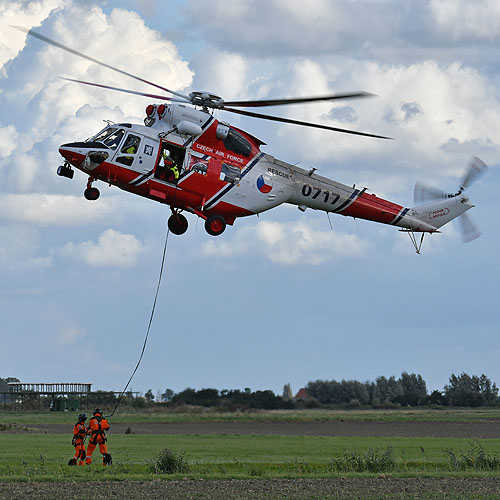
446 441 500 471
329 447 397 473
149 448 189 474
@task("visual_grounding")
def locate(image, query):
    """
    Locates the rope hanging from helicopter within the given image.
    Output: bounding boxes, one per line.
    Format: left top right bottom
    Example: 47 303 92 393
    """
108 225 171 418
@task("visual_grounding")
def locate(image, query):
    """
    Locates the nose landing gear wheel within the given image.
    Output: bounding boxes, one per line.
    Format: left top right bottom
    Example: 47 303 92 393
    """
168 213 188 235
205 215 226 236
84 187 100 201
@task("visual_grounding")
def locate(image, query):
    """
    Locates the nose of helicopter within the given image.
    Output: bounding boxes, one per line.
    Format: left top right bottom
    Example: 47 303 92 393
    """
59 141 108 165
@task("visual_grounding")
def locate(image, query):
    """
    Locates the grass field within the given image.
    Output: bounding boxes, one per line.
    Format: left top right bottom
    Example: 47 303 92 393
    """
3 407 500 425
2 429 500 480
2 409 500 500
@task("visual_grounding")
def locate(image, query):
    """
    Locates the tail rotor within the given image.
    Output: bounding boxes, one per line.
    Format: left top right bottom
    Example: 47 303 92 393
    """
458 211 482 243
413 156 488 243
458 156 488 194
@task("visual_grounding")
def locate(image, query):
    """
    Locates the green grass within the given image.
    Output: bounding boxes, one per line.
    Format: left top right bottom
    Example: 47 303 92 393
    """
3 407 500 425
2 433 500 481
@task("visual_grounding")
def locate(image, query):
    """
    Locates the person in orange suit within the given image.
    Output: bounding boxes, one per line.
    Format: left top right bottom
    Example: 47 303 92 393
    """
68 413 88 466
85 408 112 465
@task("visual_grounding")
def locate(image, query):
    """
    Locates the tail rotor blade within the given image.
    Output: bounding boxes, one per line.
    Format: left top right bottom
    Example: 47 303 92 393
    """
461 156 488 190
458 212 481 243
414 182 447 205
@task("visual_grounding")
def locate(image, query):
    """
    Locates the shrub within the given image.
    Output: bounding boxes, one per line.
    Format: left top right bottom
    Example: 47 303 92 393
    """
149 448 189 474
445 441 500 471
329 447 397 473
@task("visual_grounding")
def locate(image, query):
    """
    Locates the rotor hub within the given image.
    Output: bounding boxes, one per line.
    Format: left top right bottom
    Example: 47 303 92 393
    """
189 91 224 109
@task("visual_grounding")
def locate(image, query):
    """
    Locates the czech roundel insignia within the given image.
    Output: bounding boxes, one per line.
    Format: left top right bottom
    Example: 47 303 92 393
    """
257 175 272 193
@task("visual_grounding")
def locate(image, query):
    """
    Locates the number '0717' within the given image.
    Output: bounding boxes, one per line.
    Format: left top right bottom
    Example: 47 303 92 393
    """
302 185 339 205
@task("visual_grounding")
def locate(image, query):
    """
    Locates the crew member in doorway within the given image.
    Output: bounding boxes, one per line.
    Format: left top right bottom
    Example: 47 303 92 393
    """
85 408 112 466
159 149 179 183
68 413 88 466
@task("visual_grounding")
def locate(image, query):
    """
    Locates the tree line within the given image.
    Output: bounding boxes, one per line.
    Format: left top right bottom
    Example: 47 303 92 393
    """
2 372 499 410
305 372 499 407
152 372 500 409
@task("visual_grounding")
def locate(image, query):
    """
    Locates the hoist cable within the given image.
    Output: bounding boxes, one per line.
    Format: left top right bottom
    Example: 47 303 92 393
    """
108 227 170 417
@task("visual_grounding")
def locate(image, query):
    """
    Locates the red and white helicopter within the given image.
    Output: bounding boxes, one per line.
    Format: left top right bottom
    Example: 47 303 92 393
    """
20 28 487 253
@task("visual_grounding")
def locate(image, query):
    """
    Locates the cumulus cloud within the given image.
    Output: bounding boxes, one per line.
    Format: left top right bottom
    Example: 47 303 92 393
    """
186 0 500 64
430 0 500 42
202 219 372 265
0 224 52 269
0 125 20 158
2 5 193 134
191 49 248 100
0 0 68 71
186 0 399 58
0 193 117 226
57 228 145 267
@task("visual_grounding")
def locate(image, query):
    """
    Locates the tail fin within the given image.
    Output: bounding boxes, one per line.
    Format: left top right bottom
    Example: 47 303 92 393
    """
412 196 473 230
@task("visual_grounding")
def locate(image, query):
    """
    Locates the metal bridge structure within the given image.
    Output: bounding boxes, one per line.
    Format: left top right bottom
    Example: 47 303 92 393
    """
0 382 140 412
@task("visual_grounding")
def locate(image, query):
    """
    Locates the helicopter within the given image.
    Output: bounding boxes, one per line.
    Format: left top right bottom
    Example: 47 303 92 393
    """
17 27 487 253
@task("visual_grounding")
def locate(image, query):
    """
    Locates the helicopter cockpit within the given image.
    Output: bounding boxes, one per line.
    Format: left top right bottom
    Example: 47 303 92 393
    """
92 127 125 149
81 124 145 169
88 123 134 149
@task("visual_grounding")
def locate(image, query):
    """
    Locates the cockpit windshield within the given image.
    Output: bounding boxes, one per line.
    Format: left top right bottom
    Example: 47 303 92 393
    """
93 128 115 143
103 129 125 150
91 127 125 150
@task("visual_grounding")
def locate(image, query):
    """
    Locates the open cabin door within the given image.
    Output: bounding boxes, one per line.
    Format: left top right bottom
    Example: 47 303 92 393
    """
154 140 188 184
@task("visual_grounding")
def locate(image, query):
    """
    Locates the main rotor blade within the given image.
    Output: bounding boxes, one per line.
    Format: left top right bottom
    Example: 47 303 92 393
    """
461 156 488 190
223 107 393 139
12 26 191 101
60 77 187 102
458 212 481 243
223 91 374 108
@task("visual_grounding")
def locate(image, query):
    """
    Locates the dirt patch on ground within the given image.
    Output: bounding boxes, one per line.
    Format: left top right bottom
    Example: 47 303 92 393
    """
23 420 500 438
2 478 500 500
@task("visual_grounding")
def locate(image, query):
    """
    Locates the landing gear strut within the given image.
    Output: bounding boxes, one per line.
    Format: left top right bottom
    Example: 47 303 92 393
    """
57 162 74 179
84 177 100 201
401 229 426 254
168 211 188 235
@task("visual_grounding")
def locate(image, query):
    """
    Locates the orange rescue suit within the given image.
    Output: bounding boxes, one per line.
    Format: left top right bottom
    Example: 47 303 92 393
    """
72 421 87 465
85 415 110 465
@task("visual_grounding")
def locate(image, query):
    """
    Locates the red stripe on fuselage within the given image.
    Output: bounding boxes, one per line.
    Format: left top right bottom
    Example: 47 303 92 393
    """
341 192 403 224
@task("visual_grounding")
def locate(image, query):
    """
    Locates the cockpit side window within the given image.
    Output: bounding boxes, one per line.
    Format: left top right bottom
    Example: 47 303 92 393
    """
120 134 141 154
116 133 142 167
103 129 125 150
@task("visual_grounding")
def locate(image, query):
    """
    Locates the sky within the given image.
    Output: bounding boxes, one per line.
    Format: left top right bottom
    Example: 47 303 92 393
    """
0 0 499 399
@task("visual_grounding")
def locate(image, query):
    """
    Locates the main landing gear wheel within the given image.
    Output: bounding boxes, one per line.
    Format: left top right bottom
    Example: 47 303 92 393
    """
84 187 100 201
168 213 188 235
205 215 226 236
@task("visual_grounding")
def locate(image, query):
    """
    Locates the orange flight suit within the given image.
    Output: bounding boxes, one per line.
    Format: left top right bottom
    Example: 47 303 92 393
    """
71 421 88 466
85 414 110 465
